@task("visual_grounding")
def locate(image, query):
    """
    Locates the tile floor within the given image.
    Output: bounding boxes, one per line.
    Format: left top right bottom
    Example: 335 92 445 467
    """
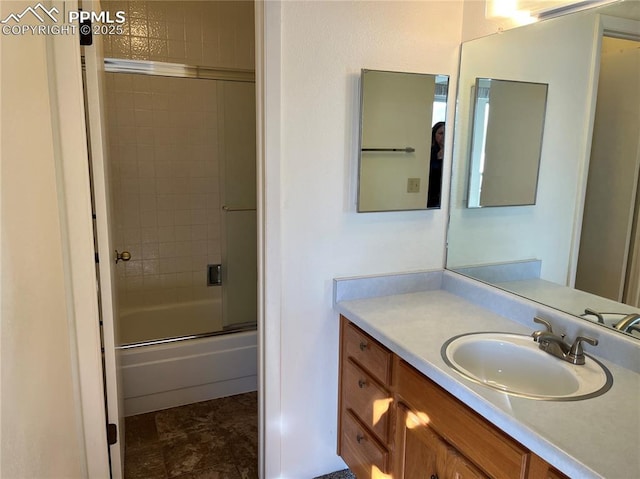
124 392 258 479
313 470 355 479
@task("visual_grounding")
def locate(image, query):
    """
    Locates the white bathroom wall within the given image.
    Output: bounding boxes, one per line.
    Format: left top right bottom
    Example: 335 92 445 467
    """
0 1 95 476
461 0 526 41
267 1 463 476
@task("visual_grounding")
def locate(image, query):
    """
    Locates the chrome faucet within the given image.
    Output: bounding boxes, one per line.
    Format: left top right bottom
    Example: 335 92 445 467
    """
581 308 640 333
613 313 640 333
531 317 598 365
582 308 605 324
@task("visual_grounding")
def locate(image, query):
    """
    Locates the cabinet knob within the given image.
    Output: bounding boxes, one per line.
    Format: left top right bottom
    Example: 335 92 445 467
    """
430 475 439 479
359 341 368 351
358 378 367 388
356 433 365 444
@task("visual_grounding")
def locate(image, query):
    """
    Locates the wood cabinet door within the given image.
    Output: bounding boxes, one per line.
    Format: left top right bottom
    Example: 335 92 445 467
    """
397 403 490 479
546 467 570 479
396 403 447 479
445 448 489 479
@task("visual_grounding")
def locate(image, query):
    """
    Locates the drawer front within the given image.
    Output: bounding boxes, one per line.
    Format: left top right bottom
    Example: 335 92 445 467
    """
343 321 392 385
340 409 389 479
342 358 392 443
397 360 529 479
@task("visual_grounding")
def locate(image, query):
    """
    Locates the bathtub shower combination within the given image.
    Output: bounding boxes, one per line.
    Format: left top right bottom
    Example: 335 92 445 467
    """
104 59 258 416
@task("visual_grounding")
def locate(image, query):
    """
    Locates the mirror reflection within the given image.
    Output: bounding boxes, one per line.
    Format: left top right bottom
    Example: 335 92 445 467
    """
357 69 449 212
447 1 640 339
467 78 548 208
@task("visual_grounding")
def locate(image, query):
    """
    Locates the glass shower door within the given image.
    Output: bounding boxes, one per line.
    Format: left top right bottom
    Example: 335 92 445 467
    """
219 81 257 331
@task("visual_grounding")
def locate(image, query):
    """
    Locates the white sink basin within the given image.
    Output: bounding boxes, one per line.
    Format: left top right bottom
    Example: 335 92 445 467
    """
442 332 612 400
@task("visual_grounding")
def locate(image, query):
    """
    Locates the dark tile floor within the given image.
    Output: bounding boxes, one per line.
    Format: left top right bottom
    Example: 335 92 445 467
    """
313 470 355 479
124 392 258 479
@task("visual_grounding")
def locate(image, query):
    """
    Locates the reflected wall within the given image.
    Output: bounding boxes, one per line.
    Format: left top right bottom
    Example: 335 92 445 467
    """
447 11 600 285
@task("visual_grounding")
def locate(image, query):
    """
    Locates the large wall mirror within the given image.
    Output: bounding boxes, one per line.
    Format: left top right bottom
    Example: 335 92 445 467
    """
447 0 640 339
357 69 449 212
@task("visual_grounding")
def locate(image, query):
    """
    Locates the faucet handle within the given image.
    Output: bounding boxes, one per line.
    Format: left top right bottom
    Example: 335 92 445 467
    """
533 316 553 332
531 316 553 341
568 336 598 365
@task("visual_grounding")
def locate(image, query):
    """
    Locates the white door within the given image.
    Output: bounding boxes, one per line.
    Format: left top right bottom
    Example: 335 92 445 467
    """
82 7 125 477
575 36 640 302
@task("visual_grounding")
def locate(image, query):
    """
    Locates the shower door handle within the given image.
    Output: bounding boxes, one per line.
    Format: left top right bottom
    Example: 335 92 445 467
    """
115 250 132 264
222 205 256 212
208 264 222 286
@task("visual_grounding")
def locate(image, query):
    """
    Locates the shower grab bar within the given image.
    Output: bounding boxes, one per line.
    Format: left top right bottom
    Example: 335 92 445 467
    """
361 147 415 153
222 205 256 212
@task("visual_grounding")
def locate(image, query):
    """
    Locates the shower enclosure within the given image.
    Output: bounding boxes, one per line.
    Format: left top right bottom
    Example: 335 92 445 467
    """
104 61 257 349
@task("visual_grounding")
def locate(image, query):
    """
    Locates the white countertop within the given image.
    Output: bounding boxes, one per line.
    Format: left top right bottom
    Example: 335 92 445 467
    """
335 285 640 479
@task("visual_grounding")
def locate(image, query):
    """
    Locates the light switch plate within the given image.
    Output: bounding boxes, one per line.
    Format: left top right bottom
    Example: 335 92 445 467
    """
407 178 420 193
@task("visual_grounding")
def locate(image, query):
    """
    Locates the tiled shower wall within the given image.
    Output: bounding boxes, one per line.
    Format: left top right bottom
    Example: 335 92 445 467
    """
102 1 255 313
106 73 221 310
102 0 254 70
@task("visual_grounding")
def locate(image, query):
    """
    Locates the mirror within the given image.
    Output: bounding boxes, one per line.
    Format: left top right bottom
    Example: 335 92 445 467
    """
447 0 640 339
357 69 449 212
467 78 548 208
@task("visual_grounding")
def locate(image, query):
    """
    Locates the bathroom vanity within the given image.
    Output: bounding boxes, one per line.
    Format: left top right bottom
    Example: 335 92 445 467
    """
338 317 567 479
334 271 640 479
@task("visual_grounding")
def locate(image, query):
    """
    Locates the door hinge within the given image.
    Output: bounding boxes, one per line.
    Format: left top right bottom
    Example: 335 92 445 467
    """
107 423 118 445
95 253 99 263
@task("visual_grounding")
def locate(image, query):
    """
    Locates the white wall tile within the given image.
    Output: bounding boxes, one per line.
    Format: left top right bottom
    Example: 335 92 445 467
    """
103 44 239 312
104 0 254 70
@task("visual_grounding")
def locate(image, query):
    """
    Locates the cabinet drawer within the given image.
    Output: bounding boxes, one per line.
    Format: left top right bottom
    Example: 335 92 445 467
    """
343 320 392 385
397 360 529 479
340 409 389 479
343 358 392 443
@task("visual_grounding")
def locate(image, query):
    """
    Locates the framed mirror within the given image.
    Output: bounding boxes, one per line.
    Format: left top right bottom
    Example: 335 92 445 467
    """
467 78 548 208
447 1 640 339
357 69 449 212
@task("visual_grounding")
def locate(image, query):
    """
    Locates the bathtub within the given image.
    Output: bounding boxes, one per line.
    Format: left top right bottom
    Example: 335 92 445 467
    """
119 298 225 346
117 300 257 416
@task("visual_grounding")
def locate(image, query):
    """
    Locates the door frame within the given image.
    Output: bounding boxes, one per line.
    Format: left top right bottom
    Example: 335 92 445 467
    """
255 1 283 478
50 1 279 477
81 1 125 474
